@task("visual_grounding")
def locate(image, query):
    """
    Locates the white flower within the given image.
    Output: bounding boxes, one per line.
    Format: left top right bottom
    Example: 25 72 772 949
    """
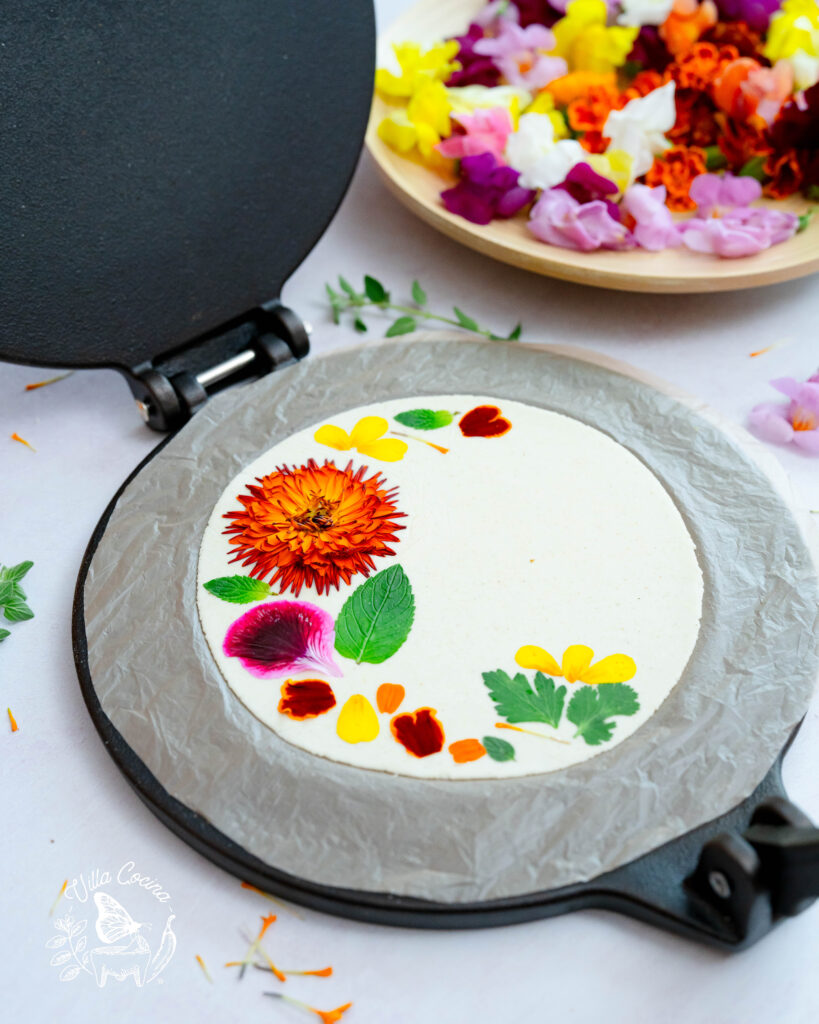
603 81 676 182
505 112 586 190
617 0 675 25
785 48 819 89
446 84 532 115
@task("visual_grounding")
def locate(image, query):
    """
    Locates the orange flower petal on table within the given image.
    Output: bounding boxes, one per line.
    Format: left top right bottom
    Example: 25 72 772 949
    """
391 707 445 758
278 679 336 720
376 682 405 714
449 738 487 763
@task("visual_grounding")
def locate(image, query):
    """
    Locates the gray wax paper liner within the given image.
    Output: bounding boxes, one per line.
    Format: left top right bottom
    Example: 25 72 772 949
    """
84 335 819 902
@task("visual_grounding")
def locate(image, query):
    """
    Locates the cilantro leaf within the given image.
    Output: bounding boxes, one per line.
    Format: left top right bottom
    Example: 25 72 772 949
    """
566 684 639 745
335 565 415 664
394 409 453 431
203 575 274 604
483 736 515 762
482 670 566 727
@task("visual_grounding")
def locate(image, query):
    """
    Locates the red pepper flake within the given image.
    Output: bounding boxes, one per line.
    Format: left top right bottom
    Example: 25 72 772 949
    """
25 372 74 391
278 679 336 720
391 707 445 758
458 405 512 438
10 433 36 452
8 707 18 732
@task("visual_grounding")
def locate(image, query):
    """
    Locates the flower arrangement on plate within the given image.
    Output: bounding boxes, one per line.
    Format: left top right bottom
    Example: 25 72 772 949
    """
369 0 818 285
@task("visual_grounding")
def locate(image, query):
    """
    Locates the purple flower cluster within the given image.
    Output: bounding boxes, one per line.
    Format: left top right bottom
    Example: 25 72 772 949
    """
441 152 535 225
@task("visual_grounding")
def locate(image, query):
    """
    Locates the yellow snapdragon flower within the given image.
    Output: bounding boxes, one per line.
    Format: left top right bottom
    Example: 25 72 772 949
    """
551 0 640 74
375 40 461 98
526 90 571 139
763 0 819 65
378 80 454 161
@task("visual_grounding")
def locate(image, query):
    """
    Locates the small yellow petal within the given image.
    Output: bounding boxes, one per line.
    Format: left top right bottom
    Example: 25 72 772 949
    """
314 424 353 451
581 654 637 685
378 114 418 153
562 645 594 684
337 695 380 744
349 416 389 446
515 645 563 676
357 438 408 462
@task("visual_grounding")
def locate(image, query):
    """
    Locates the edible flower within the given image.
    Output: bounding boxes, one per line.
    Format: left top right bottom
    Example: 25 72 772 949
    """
555 161 621 218
528 187 633 250
688 170 762 212
315 416 407 462
618 0 676 25
264 994 353 1024
680 204 799 254
621 183 683 249
377 81 454 162
441 152 535 224
505 111 587 189
446 24 502 88
763 0 819 68
542 69 617 105
447 83 533 115
644 142 708 209
714 0 780 33
659 0 719 56
515 644 637 684
551 0 640 73
375 40 461 98
473 21 568 89
525 89 571 138
713 57 794 125
603 80 677 182
749 374 819 454
436 106 514 161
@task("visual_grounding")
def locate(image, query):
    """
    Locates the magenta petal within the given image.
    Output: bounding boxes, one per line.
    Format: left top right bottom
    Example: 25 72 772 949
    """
688 174 723 211
224 600 342 679
792 430 819 454
748 403 795 444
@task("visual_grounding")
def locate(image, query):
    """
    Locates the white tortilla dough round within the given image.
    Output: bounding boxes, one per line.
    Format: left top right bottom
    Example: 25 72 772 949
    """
197 395 703 779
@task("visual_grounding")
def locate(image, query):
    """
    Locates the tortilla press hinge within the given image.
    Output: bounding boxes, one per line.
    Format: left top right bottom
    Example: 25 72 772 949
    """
126 301 310 432
684 797 819 946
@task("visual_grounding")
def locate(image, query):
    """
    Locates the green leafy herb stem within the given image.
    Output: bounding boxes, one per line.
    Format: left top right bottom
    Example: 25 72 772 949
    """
483 669 567 728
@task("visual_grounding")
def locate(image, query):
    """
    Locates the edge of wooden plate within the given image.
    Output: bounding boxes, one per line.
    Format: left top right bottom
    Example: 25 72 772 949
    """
366 0 819 294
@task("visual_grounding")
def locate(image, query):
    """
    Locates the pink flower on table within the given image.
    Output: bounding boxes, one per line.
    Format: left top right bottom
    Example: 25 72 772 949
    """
441 152 535 225
688 171 762 214
621 183 682 250
528 188 633 251
681 206 798 257
749 377 819 455
473 21 568 90
436 107 514 161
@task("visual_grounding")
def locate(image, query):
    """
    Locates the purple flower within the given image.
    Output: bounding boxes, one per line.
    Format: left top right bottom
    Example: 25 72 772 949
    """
621 183 682 250
627 26 673 73
441 152 535 225
224 600 342 679
528 188 633 251
681 206 799 257
555 162 621 221
446 23 502 88
474 21 567 90
512 0 564 28
714 0 780 33
749 377 819 455
689 172 762 215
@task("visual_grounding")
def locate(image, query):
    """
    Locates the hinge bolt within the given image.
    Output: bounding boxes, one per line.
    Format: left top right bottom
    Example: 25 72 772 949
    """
708 871 732 899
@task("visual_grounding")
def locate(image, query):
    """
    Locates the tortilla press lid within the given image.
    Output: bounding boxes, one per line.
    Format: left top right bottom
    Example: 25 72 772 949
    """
0 0 374 428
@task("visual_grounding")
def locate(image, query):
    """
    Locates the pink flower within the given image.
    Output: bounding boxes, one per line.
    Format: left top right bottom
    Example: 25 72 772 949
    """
436 107 514 161
442 152 534 224
555 162 620 221
473 22 568 90
681 205 799 257
749 377 819 455
621 183 683 251
224 600 342 679
689 172 762 214
528 188 633 251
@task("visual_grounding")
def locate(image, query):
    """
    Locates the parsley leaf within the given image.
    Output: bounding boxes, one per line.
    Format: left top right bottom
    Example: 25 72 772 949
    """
566 684 639 745
482 670 566 727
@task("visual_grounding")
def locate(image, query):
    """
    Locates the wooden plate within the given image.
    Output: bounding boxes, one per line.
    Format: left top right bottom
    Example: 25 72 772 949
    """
366 0 819 293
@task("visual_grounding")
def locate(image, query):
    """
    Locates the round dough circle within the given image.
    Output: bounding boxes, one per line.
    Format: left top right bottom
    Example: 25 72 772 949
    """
197 394 703 779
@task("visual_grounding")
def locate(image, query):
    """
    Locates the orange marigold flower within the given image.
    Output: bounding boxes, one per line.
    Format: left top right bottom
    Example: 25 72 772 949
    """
668 88 720 146
622 69 664 100
568 84 620 133
224 459 405 596
645 144 708 210
668 42 739 92
715 113 771 170
764 150 803 198
660 0 718 57
542 70 617 107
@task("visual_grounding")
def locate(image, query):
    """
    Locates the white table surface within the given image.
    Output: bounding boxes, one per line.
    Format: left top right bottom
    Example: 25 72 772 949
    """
4 2 819 1020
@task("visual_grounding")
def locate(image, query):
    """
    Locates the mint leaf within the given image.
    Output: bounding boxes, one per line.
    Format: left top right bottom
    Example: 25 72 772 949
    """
3 596 34 622
739 155 767 182
364 275 388 303
483 670 566 727
0 561 33 583
453 307 478 331
203 575 274 604
566 683 639 746
385 316 416 337
335 564 415 664
483 736 515 762
354 317 368 333
338 275 357 298
0 582 16 606
394 409 453 431
0 629 10 643
411 280 427 306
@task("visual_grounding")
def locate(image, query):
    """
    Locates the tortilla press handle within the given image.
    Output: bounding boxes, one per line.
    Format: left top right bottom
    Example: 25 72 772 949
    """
684 797 819 946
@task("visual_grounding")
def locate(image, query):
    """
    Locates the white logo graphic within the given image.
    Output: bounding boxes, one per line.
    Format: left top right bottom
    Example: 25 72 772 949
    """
46 862 177 987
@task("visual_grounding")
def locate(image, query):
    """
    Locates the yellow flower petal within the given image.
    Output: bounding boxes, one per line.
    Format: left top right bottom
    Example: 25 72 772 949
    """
515 645 563 676
314 424 353 451
561 645 594 683
377 113 418 153
581 654 637 685
349 416 389 446
336 695 380 744
357 438 409 462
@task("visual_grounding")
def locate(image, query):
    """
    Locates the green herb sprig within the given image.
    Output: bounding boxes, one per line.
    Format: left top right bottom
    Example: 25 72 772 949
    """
0 561 35 643
325 275 522 342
